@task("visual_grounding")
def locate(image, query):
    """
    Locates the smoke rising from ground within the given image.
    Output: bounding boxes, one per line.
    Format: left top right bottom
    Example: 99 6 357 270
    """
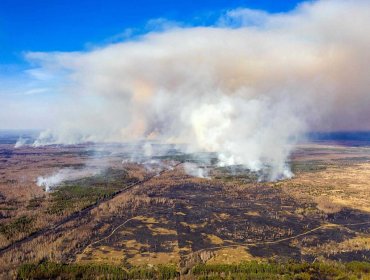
36 168 103 192
183 162 209 179
14 137 27 148
25 0 370 179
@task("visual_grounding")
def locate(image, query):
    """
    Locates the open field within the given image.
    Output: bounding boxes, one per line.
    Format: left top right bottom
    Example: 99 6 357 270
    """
0 135 369 279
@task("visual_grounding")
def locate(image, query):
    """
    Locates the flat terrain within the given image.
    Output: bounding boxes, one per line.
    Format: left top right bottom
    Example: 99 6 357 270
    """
0 136 369 278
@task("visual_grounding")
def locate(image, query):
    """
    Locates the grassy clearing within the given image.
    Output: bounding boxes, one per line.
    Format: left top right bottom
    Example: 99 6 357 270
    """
206 247 255 264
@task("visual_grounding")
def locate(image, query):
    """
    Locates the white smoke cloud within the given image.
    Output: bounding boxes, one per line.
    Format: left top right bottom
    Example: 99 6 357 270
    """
14 137 27 148
18 0 370 180
183 162 209 179
37 171 68 192
36 168 103 192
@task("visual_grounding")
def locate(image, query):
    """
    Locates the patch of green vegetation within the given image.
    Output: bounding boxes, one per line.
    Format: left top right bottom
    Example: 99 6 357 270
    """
192 261 370 279
213 165 259 183
46 168 132 215
0 206 17 211
26 197 45 209
154 152 218 165
46 185 115 215
17 261 179 280
0 215 35 239
17 261 370 280
333 157 370 163
69 168 129 186
291 161 328 173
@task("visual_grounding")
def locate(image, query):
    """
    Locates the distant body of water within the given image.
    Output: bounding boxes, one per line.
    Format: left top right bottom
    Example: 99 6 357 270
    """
1 130 370 147
307 132 370 147
0 129 40 144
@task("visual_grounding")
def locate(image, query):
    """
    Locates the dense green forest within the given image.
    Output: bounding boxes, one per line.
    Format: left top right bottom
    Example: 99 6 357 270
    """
17 260 370 279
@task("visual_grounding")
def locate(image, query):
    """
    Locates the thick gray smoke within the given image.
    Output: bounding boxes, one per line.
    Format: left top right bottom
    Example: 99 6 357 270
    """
26 0 370 180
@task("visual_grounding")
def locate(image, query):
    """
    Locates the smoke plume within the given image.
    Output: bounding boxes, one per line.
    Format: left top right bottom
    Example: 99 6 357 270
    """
36 167 103 192
14 137 27 148
25 0 370 179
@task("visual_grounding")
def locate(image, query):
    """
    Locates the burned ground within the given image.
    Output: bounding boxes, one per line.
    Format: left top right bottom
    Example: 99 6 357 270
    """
0 141 369 278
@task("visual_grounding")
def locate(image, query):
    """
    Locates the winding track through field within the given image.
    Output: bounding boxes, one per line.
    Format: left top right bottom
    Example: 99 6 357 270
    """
77 208 369 262
0 162 183 256
188 221 370 257
79 205 176 257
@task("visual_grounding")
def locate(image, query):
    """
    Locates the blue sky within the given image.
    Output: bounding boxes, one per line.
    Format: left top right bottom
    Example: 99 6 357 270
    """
0 0 304 66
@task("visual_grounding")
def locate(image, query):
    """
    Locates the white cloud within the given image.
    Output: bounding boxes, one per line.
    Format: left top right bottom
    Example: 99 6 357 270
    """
2 0 370 179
